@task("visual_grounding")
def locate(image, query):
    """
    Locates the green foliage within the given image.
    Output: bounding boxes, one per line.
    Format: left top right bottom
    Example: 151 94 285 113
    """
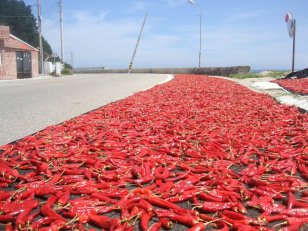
0 0 52 55
266 71 288 78
64 63 72 70
42 37 52 55
230 71 289 79
61 68 73 75
230 73 260 79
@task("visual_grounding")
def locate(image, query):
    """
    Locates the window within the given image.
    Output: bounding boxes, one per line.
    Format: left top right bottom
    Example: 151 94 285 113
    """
0 50 2 65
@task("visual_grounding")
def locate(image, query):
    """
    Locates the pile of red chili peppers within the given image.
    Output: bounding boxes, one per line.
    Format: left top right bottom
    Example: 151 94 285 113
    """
0 75 307 231
273 78 308 95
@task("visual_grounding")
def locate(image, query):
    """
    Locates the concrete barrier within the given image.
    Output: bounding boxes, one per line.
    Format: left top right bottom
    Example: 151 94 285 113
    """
74 66 250 77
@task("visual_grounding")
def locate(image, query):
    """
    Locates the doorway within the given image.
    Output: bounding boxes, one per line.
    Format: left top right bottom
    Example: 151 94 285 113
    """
16 51 32 78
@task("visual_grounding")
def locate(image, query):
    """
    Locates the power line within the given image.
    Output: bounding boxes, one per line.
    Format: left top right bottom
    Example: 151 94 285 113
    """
0 15 35 18
42 20 59 34
41 0 57 11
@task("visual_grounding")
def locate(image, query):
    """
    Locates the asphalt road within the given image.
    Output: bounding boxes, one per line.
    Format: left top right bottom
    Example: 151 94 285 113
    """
0 73 171 146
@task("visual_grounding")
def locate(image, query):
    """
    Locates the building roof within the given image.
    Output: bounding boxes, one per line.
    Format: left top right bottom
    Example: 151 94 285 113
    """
9 34 39 51
0 25 39 52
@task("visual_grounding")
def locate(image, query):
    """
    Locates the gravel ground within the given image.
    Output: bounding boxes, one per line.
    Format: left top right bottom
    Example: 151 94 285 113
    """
0 74 171 146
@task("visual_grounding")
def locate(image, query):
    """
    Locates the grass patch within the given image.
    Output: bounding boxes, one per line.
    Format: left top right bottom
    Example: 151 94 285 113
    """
230 71 289 79
265 71 288 78
229 73 260 79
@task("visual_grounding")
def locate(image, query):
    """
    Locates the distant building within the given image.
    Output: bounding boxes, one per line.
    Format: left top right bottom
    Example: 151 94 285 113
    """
0 26 39 80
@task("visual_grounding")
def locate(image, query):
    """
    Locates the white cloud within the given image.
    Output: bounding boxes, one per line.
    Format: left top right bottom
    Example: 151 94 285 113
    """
40 3 308 70
222 9 268 23
126 1 155 13
42 10 196 68
164 0 187 8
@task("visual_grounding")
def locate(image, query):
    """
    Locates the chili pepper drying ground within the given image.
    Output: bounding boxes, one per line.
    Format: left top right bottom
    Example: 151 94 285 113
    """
0 75 307 230
273 78 308 95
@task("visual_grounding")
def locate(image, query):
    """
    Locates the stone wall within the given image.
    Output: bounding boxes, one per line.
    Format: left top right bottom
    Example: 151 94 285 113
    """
74 66 250 76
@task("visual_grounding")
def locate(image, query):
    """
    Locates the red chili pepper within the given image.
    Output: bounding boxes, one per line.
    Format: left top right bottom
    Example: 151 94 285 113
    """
138 199 154 214
197 191 226 202
222 210 247 220
140 211 151 231
45 194 59 207
199 213 215 222
16 207 33 230
168 189 198 203
57 189 71 205
293 200 308 208
147 221 162 231
74 185 98 195
0 215 15 223
0 191 12 201
250 188 284 199
155 209 199 227
160 217 174 230
4 223 13 231
89 214 120 229
91 192 118 204
196 201 238 212
284 217 308 226
27 210 40 224
287 191 296 209
29 217 55 229
187 222 206 231
35 186 57 196
211 222 229 231
283 208 308 217
234 202 247 214
148 196 195 216
129 188 153 197
49 220 67 230
258 214 287 223
40 205 66 221
130 205 140 217
4 199 39 216
170 183 196 197
155 181 174 194
278 223 304 231
237 225 259 231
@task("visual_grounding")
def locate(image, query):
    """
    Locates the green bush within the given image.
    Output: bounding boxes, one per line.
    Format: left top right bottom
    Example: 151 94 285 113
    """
229 73 260 79
61 69 73 75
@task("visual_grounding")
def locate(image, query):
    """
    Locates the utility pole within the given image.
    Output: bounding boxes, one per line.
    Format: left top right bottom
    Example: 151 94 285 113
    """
128 13 147 73
199 11 202 68
188 0 202 67
37 0 44 74
292 20 296 73
59 0 64 63
70 52 74 70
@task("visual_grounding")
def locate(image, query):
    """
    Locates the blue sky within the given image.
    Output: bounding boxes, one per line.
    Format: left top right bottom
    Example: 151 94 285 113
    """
23 0 308 70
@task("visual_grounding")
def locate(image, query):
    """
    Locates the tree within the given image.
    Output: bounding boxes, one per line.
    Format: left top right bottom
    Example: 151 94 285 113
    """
0 0 52 55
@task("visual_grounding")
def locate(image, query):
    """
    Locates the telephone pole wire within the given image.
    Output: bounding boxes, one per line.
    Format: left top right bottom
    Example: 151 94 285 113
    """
37 0 44 74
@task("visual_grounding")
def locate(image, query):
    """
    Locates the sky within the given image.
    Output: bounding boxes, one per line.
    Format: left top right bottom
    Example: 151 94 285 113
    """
23 0 308 71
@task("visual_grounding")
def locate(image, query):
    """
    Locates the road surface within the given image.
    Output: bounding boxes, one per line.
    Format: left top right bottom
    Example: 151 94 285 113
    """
0 73 171 145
